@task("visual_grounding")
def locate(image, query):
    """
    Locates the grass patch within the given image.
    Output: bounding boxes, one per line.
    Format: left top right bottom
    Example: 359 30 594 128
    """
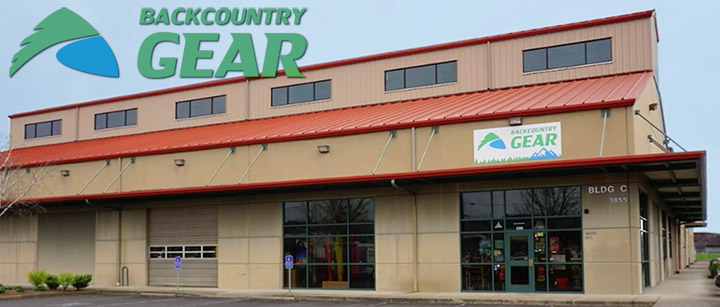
696 253 720 261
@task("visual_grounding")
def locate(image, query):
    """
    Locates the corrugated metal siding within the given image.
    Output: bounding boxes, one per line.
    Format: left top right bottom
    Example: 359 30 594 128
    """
148 206 218 287
247 45 488 119
491 18 653 88
149 206 218 245
148 260 218 287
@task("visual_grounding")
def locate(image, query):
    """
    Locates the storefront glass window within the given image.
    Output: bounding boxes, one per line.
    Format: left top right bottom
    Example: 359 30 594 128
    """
283 197 375 289
460 186 582 292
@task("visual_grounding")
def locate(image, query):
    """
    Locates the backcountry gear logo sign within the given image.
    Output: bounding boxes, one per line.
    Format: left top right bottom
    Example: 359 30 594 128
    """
10 8 118 78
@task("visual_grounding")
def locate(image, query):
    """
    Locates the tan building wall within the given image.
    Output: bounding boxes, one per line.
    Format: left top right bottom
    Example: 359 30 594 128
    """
95 210 120 286
8 15 657 149
0 215 37 285
0 170 690 294
16 104 647 201
37 212 95 275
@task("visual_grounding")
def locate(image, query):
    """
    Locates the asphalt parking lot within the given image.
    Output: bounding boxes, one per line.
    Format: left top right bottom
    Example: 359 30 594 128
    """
0 294 548 307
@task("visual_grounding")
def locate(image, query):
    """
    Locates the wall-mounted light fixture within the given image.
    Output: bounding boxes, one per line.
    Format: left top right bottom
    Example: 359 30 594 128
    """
174 159 186 166
60 169 70 177
317 145 330 154
508 116 522 126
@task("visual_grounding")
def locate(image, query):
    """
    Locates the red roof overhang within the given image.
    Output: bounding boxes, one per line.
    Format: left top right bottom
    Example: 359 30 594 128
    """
15 151 706 224
6 71 654 168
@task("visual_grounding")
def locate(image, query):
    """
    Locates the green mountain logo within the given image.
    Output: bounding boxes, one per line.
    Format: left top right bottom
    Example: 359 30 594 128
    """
477 132 506 150
10 7 118 78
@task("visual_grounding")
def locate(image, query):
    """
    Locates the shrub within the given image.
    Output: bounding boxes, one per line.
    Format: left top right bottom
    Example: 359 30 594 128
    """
27 270 49 288
71 274 92 290
0 285 5 293
14 286 24 292
45 275 60 290
32 285 47 292
58 273 74 291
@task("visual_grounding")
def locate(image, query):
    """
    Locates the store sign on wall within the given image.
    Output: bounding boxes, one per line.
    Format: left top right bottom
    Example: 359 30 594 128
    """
473 122 562 164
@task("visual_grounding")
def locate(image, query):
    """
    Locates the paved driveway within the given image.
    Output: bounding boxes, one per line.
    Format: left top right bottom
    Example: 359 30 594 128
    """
0 295 549 307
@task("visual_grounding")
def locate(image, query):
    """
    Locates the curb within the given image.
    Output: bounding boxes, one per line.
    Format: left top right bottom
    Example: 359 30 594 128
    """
0 290 98 301
93 290 658 306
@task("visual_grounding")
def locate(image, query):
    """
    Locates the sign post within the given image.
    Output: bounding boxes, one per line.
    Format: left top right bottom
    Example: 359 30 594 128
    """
174 256 181 291
284 255 294 294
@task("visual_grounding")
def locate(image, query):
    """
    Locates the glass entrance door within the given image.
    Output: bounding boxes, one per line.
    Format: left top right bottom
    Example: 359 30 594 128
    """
505 231 534 292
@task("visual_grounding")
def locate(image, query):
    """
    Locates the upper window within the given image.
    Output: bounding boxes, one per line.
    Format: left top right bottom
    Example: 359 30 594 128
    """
95 108 137 130
385 61 457 91
176 96 226 119
25 120 61 139
272 80 331 107
523 38 611 73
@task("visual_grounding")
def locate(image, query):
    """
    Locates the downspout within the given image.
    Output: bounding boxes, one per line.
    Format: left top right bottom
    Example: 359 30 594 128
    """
391 179 417 292
86 199 122 286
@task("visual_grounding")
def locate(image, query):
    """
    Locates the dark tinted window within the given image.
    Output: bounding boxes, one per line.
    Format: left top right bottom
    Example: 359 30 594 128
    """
176 102 190 119
126 109 138 126
212 96 226 114
288 83 314 104
548 43 585 69
272 87 288 106
314 80 331 101
95 114 107 130
586 39 612 64
35 122 52 137
176 96 226 119
385 61 457 91
462 191 492 219
272 80 331 106
385 69 404 91
523 38 611 73
107 111 125 128
405 64 436 88
190 98 212 117
437 61 457 83
25 120 62 139
95 108 138 130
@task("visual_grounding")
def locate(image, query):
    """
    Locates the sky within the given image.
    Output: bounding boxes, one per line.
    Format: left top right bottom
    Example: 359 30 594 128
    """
0 1 717 232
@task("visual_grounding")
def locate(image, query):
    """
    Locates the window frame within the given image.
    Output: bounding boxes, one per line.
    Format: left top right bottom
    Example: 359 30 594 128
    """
24 119 62 139
522 38 612 73
282 197 375 290
148 245 217 259
94 108 138 131
271 80 332 107
384 61 457 92
460 185 583 293
175 95 227 120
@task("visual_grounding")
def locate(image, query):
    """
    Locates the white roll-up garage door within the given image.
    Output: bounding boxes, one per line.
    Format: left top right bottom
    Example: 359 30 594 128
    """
148 206 218 287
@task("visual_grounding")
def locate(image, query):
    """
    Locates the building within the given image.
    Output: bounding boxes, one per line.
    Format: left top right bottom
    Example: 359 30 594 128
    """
0 10 706 294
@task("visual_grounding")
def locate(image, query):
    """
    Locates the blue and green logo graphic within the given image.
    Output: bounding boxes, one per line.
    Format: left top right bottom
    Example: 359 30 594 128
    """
476 132 507 150
10 8 118 78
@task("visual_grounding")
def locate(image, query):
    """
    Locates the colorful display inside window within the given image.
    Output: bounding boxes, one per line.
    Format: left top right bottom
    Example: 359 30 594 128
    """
461 186 583 292
283 198 375 289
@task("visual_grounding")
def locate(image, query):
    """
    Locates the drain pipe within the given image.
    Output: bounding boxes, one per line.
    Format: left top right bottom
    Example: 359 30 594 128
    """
390 179 418 292
86 199 122 286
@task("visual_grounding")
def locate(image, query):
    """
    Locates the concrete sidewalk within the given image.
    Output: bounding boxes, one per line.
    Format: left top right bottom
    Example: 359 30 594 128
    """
89 262 719 306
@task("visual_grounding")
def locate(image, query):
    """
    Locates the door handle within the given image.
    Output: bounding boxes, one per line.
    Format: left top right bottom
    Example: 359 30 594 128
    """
528 258 533 267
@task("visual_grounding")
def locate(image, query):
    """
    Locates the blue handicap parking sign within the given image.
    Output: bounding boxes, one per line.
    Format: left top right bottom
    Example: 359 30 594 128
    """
174 256 181 270
284 255 294 269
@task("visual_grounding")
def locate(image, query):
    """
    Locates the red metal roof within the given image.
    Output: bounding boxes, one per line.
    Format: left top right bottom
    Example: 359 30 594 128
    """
7 71 653 168
9 10 655 119
15 150 706 204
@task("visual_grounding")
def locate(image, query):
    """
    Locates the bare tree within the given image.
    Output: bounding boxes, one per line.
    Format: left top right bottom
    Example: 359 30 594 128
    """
0 137 47 218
